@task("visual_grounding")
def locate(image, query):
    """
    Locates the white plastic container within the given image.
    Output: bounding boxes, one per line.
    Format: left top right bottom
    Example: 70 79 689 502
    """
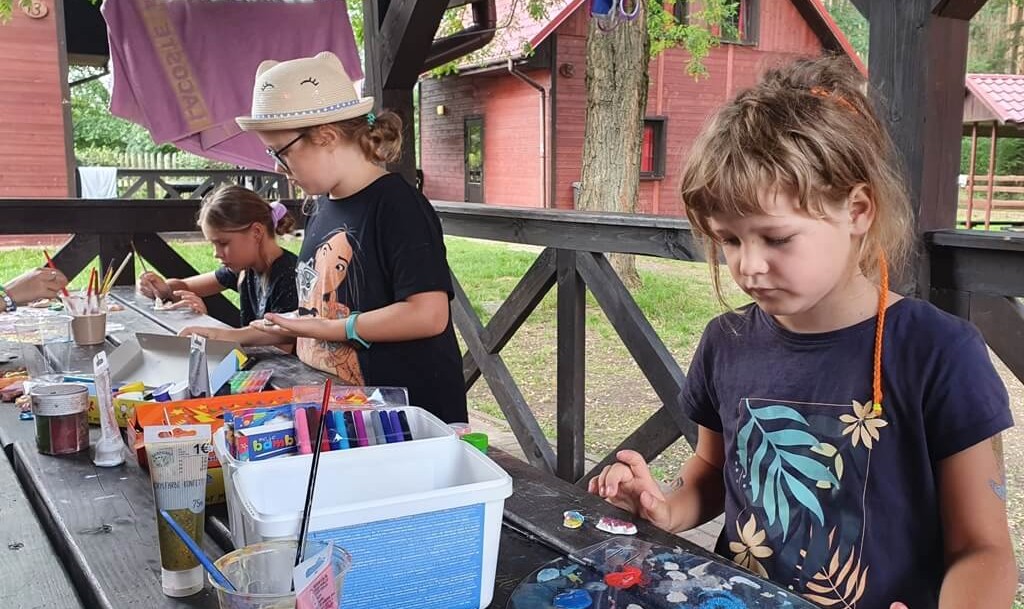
233 438 512 609
212 406 458 549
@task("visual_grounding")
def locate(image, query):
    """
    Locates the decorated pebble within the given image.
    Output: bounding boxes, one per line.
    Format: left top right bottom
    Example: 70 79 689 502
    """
537 567 561 583
562 510 585 529
553 589 592 609
596 515 637 535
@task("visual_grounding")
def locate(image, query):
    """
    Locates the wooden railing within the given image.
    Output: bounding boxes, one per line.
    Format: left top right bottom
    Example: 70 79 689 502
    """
0 198 1020 485
960 174 1024 230
113 169 294 200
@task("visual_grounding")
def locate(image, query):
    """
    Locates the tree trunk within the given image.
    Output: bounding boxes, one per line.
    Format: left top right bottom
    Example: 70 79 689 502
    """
578 6 649 289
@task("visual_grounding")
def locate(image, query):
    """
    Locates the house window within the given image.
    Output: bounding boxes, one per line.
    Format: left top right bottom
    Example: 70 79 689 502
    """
641 118 666 179
721 0 759 45
672 0 689 24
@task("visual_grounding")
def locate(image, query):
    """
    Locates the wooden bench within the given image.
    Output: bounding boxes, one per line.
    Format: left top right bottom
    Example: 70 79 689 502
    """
0 443 82 609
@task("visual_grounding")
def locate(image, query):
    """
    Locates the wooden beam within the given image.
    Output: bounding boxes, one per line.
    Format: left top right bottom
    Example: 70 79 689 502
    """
969 294 1024 385
462 248 557 388
556 250 585 482
450 275 557 474
849 0 869 19
377 0 447 90
931 0 989 20
434 202 702 260
99 235 133 288
578 407 682 488
380 88 418 185
574 252 697 444
0 199 306 235
51 234 99 282
867 2 971 295
927 231 1024 296
984 122 997 231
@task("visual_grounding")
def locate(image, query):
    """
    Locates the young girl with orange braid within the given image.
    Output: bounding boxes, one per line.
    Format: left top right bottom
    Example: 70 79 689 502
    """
589 56 1016 609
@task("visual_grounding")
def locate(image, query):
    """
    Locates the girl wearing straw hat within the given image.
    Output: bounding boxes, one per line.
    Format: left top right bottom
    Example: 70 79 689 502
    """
239 51 467 424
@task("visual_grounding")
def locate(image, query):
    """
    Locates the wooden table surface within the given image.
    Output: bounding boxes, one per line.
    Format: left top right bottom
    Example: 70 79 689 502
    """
0 289 781 609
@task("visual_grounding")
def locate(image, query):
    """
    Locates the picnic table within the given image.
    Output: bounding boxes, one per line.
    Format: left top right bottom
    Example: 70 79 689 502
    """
0 287 742 609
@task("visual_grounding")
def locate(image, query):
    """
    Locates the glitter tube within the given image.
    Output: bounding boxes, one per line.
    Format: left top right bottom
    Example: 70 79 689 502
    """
145 424 212 598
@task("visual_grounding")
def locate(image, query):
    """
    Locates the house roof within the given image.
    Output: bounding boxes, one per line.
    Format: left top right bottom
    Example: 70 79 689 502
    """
450 0 864 72
965 73 1024 126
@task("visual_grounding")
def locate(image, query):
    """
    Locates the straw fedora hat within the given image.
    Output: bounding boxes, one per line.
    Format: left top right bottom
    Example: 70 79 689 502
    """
236 51 374 131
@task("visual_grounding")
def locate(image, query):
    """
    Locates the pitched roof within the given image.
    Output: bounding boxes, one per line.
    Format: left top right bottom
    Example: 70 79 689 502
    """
448 0 863 72
965 73 1024 125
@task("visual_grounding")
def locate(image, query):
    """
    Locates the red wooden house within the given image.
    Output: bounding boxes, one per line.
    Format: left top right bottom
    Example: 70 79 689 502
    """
0 0 106 198
418 0 860 214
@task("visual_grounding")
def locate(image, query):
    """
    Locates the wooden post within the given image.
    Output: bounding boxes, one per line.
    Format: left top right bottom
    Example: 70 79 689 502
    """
866 0 973 294
361 0 446 186
985 121 998 230
965 123 978 229
556 250 586 482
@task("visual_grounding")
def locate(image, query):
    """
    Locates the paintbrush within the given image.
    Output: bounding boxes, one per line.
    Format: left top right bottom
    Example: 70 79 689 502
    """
86 268 97 315
294 378 333 572
102 251 133 295
132 242 149 274
158 510 236 591
100 260 114 295
43 250 74 314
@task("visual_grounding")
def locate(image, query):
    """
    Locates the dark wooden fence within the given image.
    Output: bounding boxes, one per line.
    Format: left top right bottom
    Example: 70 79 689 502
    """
1 198 1021 485
113 169 294 200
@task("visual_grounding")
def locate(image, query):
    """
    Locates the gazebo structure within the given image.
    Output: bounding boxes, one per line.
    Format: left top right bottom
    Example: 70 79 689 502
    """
0 2 1020 606
962 73 1024 229
0 0 1021 485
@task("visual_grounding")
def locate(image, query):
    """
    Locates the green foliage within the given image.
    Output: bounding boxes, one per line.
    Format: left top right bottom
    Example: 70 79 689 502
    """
961 136 1024 179
69 67 226 168
70 74 174 153
820 0 867 62
650 0 733 76
967 0 1020 73
0 0 30 23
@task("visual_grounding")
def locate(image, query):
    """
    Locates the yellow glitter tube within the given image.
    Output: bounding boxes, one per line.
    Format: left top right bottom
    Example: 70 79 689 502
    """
145 424 212 597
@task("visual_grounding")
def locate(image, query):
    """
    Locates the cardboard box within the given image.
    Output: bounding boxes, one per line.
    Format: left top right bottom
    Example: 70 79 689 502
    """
108 333 243 391
128 389 295 504
78 333 246 427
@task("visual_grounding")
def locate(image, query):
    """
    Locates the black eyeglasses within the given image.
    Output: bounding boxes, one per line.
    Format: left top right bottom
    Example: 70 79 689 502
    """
266 132 305 173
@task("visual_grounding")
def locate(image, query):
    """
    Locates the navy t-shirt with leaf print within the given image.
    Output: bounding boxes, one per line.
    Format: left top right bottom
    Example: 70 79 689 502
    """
676 298 1012 609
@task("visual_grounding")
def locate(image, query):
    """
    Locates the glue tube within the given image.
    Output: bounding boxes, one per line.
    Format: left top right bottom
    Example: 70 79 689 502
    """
145 424 212 597
92 352 126 467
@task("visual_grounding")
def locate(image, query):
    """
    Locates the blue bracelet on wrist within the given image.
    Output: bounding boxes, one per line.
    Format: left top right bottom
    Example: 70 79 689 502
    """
345 312 371 349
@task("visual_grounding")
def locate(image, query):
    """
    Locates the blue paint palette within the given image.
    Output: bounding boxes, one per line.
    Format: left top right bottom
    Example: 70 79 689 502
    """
507 538 817 609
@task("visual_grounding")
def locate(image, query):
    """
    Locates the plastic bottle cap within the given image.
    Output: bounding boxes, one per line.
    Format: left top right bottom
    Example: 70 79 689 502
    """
461 432 488 453
161 566 204 597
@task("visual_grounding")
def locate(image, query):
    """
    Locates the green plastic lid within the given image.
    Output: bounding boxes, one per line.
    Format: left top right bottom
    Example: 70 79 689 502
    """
461 432 489 453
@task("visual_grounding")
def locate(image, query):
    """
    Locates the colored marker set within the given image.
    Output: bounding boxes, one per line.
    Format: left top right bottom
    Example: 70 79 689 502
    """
224 403 416 462
322 408 413 451
228 370 273 395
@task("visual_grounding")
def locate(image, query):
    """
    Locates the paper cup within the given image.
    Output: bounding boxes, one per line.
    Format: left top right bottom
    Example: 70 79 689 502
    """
71 313 106 346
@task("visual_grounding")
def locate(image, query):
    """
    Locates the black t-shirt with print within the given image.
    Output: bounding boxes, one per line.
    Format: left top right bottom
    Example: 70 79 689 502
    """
214 249 298 327
295 173 467 423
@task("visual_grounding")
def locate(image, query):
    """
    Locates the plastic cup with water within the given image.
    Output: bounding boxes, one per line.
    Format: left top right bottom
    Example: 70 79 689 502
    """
210 540 351 609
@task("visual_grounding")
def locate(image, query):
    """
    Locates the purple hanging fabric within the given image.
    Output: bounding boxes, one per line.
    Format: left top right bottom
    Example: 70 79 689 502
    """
102 0 362 170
